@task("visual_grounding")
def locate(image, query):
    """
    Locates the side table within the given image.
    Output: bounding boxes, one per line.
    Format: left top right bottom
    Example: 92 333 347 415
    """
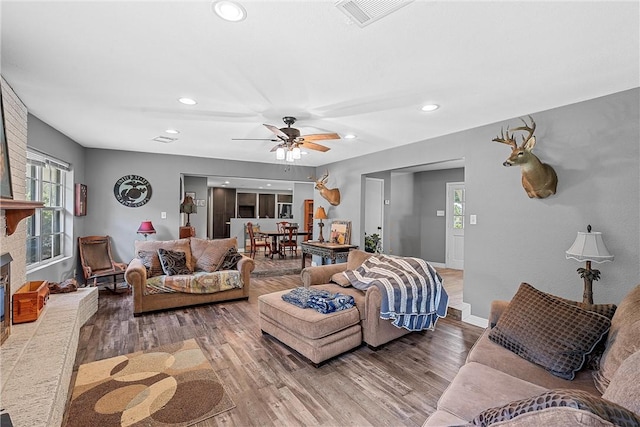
300 242 358 269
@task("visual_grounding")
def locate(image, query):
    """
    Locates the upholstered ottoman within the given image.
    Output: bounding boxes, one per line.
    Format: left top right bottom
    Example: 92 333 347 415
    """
258 289 362 366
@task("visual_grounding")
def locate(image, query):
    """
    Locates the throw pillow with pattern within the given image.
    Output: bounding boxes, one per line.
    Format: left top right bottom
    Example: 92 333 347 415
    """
217 247 243 271
471 388 640 427
137 250 163 277
488 283 611 380
157 248 192 276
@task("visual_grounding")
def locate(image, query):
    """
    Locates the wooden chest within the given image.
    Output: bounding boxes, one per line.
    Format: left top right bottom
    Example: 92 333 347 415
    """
12 281 49 324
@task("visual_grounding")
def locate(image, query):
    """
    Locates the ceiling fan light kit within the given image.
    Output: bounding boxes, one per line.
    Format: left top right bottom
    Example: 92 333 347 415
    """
235 116 341 164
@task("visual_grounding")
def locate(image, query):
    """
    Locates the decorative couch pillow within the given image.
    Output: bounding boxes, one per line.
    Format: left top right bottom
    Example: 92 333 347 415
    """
157 248 192 276
593 284 640 394
191 237 237 272
137 250 164 278
135 238 192 276
331 272 352 287
551 296 617 370
471 388 640 427
488 283 611 380
217 248 243 271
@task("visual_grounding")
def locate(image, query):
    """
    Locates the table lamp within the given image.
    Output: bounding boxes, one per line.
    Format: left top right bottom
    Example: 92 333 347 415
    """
314 206 328 243
180 196 197 226
566 225 614 305
137 220 156 240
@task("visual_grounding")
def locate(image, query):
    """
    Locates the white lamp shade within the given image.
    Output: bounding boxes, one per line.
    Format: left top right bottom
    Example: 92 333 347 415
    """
566 231 614 263
292 146 301 159
275 147 285 160
285 150 294 162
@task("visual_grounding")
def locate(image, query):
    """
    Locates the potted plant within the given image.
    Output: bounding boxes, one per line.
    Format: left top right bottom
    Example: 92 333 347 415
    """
364 233 381 253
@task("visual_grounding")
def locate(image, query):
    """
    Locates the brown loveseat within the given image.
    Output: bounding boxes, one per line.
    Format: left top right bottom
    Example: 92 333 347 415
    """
125 237 254 316
300 249 412 349
424 283 640 427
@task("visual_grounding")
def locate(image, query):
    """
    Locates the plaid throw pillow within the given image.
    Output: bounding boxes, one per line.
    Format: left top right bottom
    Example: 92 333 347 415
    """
471 388 640 427
488 283 611 380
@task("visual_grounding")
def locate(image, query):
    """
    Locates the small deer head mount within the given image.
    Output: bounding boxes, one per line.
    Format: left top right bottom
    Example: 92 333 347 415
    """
309 170 341 206
493 116 558 199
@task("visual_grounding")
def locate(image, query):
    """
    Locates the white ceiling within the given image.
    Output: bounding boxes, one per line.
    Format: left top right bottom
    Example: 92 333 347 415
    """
2 1 638 168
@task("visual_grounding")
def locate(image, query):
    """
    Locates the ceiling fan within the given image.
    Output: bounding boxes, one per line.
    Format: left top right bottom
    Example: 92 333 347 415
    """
233 116 340 153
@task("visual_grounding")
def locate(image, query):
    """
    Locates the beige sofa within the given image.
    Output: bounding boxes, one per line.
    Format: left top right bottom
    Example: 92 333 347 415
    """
125 237 254 316
424 283 640 427
300 249 411 349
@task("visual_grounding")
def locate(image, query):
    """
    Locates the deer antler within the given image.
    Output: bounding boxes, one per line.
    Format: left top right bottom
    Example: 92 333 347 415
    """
510 115 536 144
492 127 517 148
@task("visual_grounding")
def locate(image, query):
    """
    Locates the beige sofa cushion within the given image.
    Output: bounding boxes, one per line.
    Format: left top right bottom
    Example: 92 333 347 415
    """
594 284 640 393
436 362 546 421
602 349 640 415
190 237 237 272
135 238 192 277
346 249 372 270
488 283 611 380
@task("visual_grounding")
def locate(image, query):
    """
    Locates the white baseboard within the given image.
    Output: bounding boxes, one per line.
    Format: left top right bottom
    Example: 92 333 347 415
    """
463 314 488 328
428 261 446 268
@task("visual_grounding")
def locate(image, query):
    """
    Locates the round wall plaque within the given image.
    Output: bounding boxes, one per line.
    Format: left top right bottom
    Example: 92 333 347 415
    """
114 175 152 207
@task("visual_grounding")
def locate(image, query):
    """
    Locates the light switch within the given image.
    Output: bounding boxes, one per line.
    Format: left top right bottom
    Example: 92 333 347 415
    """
436 210 445 217
161 212 167 219
470 214 477 225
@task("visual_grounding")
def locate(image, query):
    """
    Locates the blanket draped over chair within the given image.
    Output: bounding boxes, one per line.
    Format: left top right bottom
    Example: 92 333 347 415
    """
344 255 448 331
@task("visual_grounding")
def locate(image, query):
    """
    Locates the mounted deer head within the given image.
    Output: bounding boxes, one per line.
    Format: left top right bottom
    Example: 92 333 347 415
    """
309 170 341 206
493 116 558 199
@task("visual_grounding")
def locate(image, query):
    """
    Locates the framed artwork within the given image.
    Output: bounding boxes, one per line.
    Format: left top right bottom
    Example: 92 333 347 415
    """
75 183 87 216
330 220 351 245
195 199 206 207
0 88 13 200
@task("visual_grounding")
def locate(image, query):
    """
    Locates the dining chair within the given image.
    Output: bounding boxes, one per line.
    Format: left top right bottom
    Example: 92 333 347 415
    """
246 222 270 258
279 225 299 257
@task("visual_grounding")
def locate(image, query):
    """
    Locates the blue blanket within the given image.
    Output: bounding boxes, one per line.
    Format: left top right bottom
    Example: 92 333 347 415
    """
344 255 448 331
282 287 355 314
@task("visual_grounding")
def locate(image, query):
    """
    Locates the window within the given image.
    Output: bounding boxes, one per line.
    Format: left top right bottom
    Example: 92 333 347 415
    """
25 150 70 267
453 188 465 229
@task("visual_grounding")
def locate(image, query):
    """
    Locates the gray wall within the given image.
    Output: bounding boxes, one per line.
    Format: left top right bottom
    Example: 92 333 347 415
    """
417 168 465 263
389 173 417 256
182 175 208 237
26 114 86 283
316 88 640 318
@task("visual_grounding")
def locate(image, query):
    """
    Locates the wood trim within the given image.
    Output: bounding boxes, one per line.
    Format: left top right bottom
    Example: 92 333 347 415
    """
0 199 44 236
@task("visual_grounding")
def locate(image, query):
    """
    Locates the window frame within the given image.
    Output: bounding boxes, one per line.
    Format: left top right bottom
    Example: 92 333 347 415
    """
25 150 71 270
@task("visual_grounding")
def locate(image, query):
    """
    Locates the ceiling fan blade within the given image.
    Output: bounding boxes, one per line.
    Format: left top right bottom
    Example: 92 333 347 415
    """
299 140 330 152
232 138 279 141
300 133 341 142
263 124 289 140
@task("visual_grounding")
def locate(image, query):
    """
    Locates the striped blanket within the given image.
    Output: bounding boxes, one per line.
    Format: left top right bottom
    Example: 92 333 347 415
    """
344 255 448 331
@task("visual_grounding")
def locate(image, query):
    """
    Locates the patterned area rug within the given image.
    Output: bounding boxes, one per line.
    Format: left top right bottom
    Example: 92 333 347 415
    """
65 339 234 427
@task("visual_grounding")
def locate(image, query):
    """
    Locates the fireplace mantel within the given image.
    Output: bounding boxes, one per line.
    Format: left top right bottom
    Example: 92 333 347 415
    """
0 199 44 236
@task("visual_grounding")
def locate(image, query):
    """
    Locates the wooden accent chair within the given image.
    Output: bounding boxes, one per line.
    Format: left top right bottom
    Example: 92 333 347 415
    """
279 224 299 257
78 235 127 290
246 222 270 258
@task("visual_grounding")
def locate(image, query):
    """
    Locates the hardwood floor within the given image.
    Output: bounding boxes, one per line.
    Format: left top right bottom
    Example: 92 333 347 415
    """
71 268 479 427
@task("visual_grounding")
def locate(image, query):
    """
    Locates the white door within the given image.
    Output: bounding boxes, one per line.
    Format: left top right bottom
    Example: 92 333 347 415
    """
365 178 384 252
446 182 465 269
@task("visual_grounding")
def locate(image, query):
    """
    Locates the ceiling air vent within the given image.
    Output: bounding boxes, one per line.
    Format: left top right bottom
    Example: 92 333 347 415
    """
152 136 178 143
335 0 414 27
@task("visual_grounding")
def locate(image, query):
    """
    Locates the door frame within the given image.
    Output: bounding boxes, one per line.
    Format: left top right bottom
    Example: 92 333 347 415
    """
364 177 384 252
445 181 465 269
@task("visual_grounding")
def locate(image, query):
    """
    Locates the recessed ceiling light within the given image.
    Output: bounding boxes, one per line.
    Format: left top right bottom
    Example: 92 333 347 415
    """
178 97 197 105
421 104 440 112
266 183 272 187
344 134 357 139
212 1 247 22
165 129 180 134
224 181 230 184
301 151 308 155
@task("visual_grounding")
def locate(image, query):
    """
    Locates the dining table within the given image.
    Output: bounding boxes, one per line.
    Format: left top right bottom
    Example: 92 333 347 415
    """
259 228 311 258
